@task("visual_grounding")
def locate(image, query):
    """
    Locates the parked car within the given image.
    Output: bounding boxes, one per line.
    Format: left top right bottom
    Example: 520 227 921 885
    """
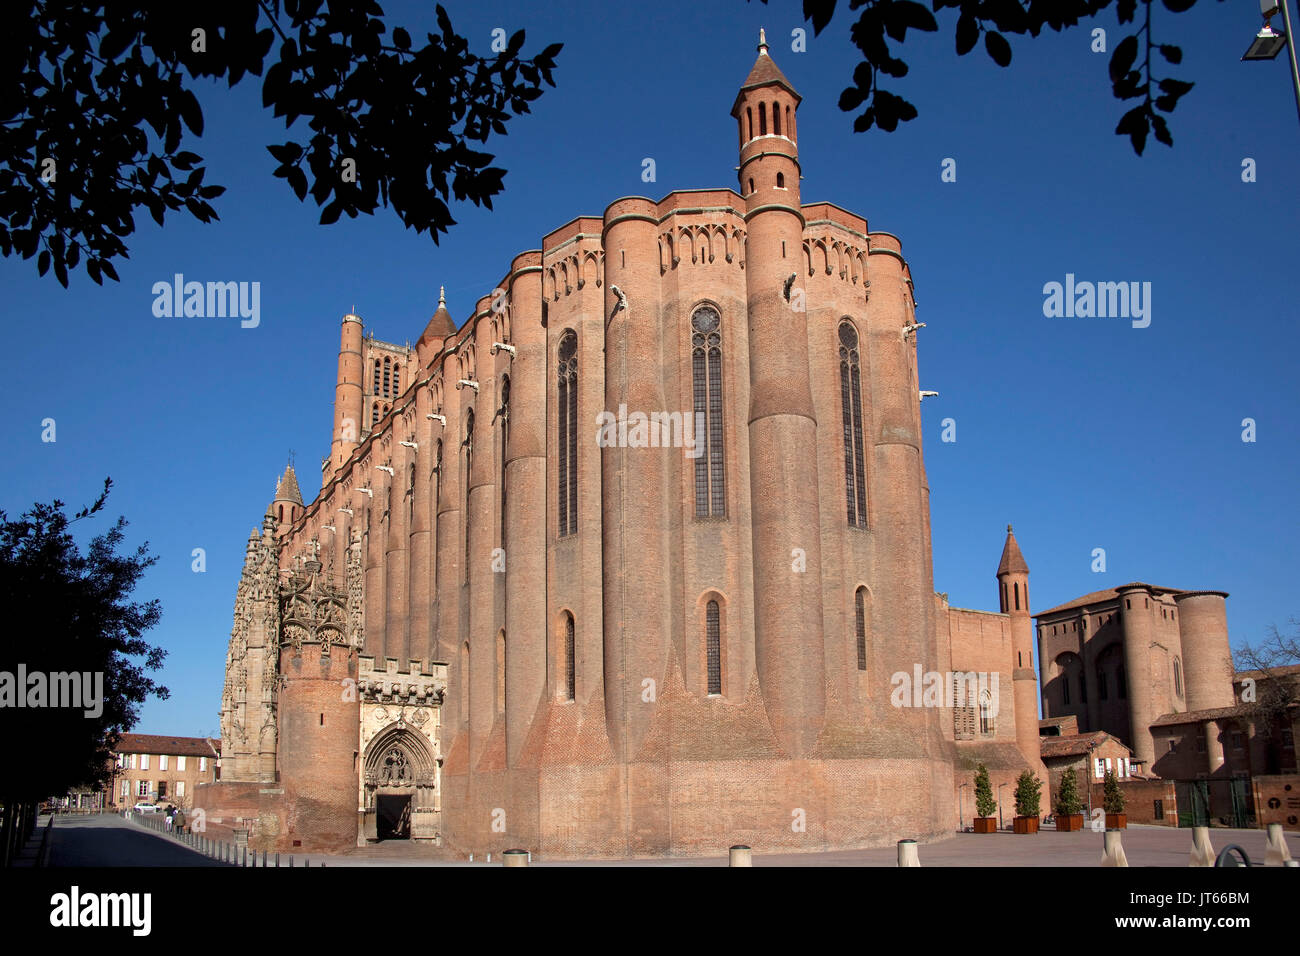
133 802 159 813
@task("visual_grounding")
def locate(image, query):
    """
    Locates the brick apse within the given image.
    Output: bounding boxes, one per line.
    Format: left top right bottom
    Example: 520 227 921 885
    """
196 35 1046 857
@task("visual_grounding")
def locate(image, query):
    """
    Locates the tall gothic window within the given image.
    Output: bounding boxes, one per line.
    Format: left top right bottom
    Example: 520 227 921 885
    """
373 359 382 395
855 587 868 672
978 690 995 735
691 307 725 516
372 402 380 426
557 331 578 536
393 365 400 395
564 612 576 701
464 408 474 576
432 438 443 591
706 600 722 695
383 357 391 397
499 376 510 548
1173 657 1183 698
838 321 867 528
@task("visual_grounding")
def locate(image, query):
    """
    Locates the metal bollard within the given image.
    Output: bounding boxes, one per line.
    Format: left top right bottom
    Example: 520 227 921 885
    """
1265 823 1293 866
897 839 921 867
1101 828 1128 867
1189 826 1215 867
503 848 529 867
729 845 752 867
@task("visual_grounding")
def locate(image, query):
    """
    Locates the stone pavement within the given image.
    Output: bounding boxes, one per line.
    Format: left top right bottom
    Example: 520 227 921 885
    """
38 814 1291 867
311 824 1287 867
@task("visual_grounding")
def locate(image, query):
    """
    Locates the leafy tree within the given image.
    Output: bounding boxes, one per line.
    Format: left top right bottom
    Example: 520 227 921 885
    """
758 0 1222 154
1014 768 1042 817
974 762 996 817
1054 766 1084 817
1102 768 1126 813
0 2 562 286
0 479 167 817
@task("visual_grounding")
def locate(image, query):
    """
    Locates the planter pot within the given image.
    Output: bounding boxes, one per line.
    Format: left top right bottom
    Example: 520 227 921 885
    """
1013 816 1040 834
973 817 998 833
1105 813 1127 830
1056 814 1084 832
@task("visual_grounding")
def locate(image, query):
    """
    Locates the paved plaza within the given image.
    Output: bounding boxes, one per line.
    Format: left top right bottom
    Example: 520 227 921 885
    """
40 813 1291 868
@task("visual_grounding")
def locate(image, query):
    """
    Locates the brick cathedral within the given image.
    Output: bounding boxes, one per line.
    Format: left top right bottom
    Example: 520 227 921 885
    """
198 34 1047 857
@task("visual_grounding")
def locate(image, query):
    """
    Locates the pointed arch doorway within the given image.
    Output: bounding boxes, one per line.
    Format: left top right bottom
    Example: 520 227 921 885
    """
361 723 439 843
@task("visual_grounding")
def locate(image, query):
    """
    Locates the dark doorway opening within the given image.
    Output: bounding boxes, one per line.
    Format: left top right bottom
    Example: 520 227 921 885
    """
376 794 412 840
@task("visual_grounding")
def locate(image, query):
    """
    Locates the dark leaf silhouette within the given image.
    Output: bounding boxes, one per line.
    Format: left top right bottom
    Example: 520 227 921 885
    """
1 1 563 286
755 0 1210 156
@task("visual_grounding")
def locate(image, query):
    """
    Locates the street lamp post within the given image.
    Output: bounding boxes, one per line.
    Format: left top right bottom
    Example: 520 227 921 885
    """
1244 1 1300 126
998 783 1009 830
959 783 969 832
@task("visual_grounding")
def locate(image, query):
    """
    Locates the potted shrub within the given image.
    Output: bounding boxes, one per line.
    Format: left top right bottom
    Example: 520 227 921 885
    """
1013 770 1042 834
1054 767 1085 831
1103 769 1127 829
973 764 997 833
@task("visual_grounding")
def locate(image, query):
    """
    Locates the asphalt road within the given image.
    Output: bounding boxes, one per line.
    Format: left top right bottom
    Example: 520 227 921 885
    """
46 814 227 867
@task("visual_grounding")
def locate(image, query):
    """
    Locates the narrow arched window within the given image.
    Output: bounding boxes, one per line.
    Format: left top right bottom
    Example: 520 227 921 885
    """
759 102 767 135
706 600 721 694
1173 657 1183 698
372 402 380 426
691 307 725 516
383 357 391 397
785 105 791 138
393 365 401 395
773 100 781 135
564 613 576 701
838 322 867 527
746 107 753 140
1014 582 1020 610
855 587 868 671
557 331 578 536
748 177 755 195
496 630 506 714
374 359 382 394
776 172 785 188
460 642 470 725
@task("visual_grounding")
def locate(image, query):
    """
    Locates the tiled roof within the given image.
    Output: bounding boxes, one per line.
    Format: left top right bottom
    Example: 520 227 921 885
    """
1234 664 1300 681
1036 583 1183 617
115 734 219 758
1150 705 1249 728
1040 732 1126 759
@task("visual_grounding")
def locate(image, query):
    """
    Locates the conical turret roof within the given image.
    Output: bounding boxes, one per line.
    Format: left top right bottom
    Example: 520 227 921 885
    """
731 29 801 115
274 463 303 506
998 524 1029 576
418 286 457 346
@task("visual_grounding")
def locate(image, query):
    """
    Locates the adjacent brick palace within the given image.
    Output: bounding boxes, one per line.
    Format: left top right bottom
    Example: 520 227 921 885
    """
197 35 1048 857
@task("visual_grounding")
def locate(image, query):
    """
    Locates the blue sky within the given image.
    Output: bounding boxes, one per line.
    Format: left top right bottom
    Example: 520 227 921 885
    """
3 0 1296 736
